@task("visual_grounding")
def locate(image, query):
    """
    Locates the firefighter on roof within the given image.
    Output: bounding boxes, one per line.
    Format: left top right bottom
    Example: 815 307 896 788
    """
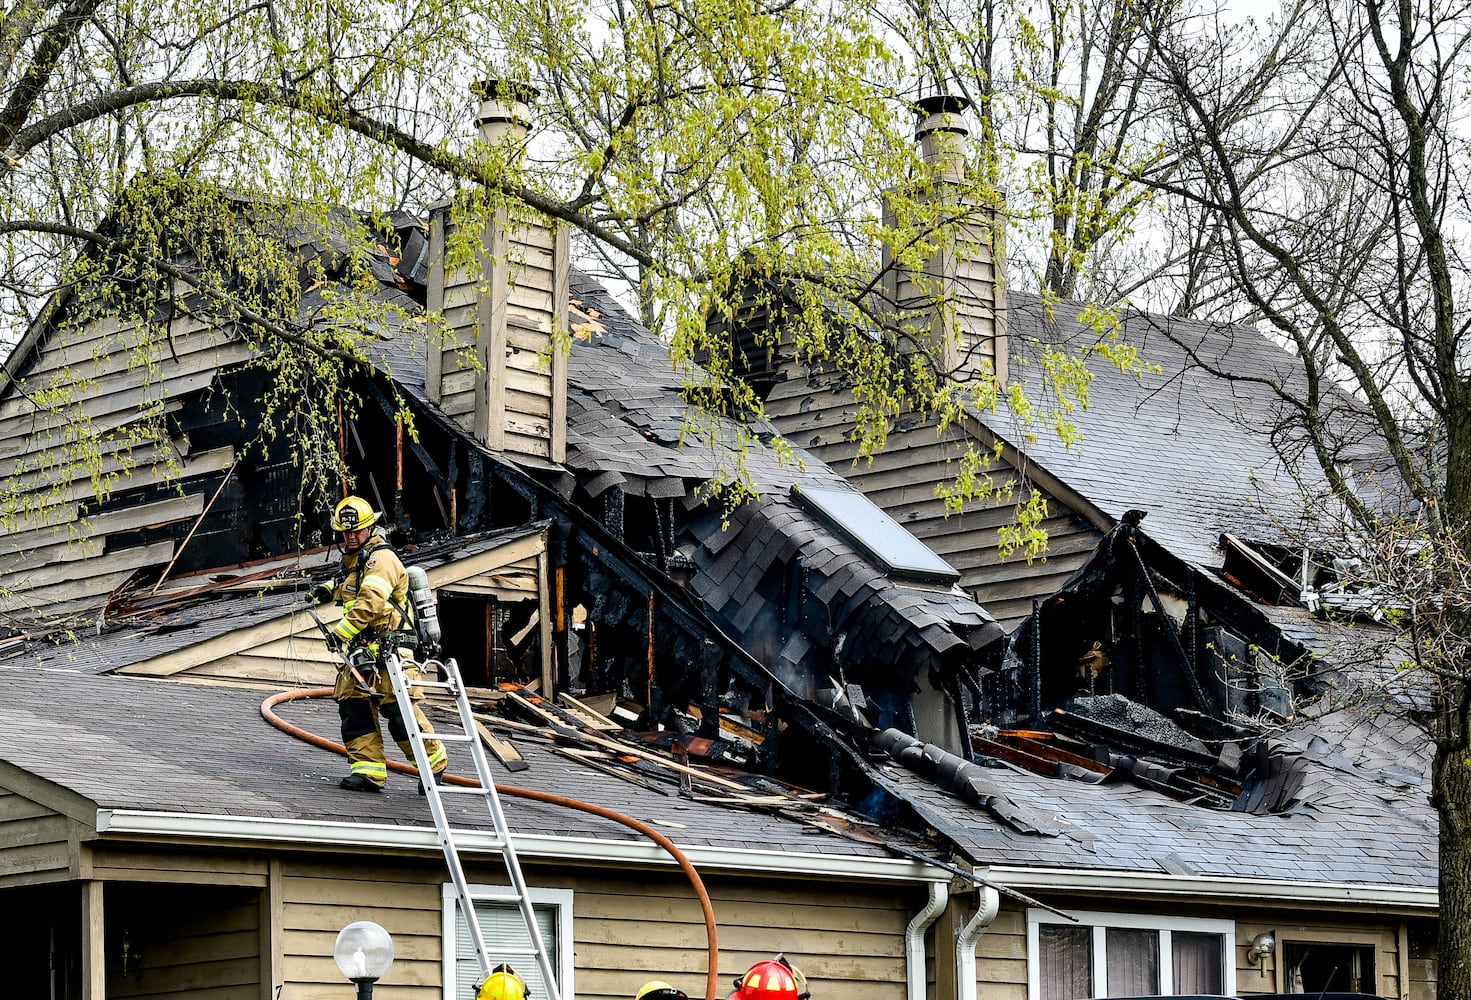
315 495 449 793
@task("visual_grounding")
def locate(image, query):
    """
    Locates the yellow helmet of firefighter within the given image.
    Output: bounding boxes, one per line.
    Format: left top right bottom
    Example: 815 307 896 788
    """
637 982 689 1000
332 495 381 532
479 964 528 1000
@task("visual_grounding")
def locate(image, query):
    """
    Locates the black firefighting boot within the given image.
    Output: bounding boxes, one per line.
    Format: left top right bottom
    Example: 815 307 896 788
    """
417 770 446 795
340 773 383 793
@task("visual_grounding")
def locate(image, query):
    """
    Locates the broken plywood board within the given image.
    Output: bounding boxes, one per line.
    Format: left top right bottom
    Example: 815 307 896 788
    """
500 689 752 792
556 692 621 730
471 718 528 772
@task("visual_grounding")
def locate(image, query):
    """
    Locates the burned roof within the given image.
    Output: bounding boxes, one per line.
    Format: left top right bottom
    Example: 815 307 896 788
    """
865 701 1434 892
366 264 1004 711
559 275 1004 700
0 526 546 674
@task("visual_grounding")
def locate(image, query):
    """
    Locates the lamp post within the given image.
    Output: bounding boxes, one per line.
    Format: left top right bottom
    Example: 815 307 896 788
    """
334 920 395 999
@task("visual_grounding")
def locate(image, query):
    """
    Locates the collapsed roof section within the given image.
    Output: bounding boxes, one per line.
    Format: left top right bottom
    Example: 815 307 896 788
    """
555 277 1005 726
1 189 1006 799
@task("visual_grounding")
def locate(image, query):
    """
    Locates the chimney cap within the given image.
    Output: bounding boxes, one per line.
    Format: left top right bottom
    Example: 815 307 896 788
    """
471 79 541 104
913 93 971 117
473 80 540 140
913 93 971 142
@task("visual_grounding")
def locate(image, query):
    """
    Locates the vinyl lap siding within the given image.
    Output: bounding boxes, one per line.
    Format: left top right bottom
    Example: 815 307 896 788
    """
762 368 1099 630
277 857 918 1000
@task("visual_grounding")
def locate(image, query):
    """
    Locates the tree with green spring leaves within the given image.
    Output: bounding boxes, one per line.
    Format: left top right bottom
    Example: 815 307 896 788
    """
0 0 1165 556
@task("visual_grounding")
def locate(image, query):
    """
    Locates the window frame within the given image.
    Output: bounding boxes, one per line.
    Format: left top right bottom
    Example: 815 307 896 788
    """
441 883 575 1000
1027 908 1235 1000
1270 927 1388 996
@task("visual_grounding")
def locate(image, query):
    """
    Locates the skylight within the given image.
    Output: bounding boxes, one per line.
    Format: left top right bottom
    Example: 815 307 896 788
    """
791 483 960 584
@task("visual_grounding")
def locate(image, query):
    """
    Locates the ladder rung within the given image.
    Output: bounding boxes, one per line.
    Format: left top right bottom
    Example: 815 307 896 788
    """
466 891 527 903
386 655 560 1000
431 731 477 744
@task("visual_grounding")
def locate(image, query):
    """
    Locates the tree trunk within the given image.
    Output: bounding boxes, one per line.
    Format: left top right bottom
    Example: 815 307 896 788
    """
1438 734 1471 998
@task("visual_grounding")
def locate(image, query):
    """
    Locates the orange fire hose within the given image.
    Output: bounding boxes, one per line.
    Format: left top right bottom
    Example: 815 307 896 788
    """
261 688 721 1000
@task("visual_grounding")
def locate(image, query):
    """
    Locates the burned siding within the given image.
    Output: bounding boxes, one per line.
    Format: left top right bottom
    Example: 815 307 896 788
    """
997 520 1311 737
0 208 452 622
557 275 1006 747
712 278 1103 633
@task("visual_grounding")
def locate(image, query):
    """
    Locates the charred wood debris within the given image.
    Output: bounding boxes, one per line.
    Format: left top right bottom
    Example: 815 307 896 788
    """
0 210 1368 869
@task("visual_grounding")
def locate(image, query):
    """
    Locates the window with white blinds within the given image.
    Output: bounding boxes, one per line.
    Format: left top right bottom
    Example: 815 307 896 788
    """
1027 909 1233 1000
441 884 574 1000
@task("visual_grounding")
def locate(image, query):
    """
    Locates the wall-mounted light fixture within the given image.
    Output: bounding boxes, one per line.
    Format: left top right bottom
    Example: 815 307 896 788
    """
121 929 139 975
1247 932 1276 968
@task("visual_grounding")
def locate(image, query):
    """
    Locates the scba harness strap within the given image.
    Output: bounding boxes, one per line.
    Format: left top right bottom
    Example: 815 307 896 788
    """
340 535 422 647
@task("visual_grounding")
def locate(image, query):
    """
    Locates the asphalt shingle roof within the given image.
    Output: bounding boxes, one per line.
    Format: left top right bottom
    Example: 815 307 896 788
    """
0 663 898 860
993 294 1377 569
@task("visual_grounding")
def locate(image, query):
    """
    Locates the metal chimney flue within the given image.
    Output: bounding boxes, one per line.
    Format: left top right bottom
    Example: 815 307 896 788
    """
472 80 539 148
914 94 971 184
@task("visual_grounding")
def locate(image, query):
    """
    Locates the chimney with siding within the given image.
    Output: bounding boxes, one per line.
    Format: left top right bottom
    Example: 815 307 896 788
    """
424 81 569 464
880 94 1007 386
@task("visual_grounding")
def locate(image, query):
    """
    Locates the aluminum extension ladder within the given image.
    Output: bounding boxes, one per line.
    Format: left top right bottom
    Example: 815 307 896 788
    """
381 651 562 1000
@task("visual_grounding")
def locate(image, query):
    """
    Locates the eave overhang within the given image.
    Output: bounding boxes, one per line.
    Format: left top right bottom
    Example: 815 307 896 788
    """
95 809 946 884
985 864 1437 912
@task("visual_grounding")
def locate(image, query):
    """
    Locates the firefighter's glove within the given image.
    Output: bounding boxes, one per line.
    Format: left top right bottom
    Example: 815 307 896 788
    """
310 581 335 605
323 632 344 655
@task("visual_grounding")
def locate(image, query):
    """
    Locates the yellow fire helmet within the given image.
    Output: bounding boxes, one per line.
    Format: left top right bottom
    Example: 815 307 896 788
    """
479 964 529 1000
637 982 689 1000
332 495 381 532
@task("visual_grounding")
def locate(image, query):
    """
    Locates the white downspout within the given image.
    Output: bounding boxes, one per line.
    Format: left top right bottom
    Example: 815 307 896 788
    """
956 888 1001 1000
907 881 949 1000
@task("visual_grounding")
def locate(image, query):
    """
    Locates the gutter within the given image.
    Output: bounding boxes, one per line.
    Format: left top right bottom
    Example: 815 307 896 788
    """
987 866 1437 911
95 810 948 884
956 887 1000 1000
906 881 948 1000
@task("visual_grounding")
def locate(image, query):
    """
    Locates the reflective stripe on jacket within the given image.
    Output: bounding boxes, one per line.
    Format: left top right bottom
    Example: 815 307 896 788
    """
331 532 409 644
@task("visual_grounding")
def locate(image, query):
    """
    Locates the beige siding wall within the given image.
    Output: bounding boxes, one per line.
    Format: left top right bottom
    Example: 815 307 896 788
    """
762 372 1099 630
1233 917 1400 998
573 870 915 1000
975 898 1423 1000
975 906 1027 1000
1406 917 1436 1000
273 853 918 1000
879 193 1005 384
107 882 263 1000
0 788 76 886
427 207 568 464
86 845 270 887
